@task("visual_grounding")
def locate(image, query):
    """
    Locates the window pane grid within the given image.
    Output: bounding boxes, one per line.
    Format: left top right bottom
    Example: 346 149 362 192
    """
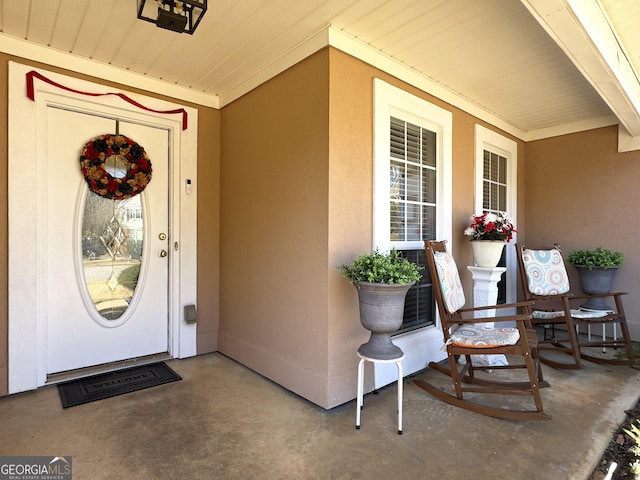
482 149 507 216
389 117 437 243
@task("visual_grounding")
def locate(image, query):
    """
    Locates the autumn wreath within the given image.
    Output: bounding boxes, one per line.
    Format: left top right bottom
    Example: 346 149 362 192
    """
80 134 152 200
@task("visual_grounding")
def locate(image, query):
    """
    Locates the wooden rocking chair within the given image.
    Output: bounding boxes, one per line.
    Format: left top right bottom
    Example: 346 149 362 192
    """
516 243 635 369
413 240 550 420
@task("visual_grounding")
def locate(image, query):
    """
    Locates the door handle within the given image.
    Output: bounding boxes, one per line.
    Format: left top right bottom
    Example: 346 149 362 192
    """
158 250 168 258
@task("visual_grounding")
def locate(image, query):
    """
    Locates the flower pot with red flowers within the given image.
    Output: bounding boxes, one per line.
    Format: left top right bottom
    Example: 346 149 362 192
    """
464 212 517 267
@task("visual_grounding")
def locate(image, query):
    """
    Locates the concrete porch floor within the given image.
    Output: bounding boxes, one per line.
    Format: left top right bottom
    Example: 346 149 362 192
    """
1 351 639 480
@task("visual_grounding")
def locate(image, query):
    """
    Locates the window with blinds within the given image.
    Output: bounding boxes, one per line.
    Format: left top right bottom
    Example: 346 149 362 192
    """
389 117 437 243
389 117 437 331
483 148 508 304
482 150 507 212
398 248 434 331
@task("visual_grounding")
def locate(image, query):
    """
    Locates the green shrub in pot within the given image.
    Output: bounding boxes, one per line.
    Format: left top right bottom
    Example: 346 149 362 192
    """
567 246 623 270
338 248 422 285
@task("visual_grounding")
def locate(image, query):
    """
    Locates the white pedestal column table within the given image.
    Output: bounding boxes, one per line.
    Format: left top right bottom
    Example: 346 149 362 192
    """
465 266 508 367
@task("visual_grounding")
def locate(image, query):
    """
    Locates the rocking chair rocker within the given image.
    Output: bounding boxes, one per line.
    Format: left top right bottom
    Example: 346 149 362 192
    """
413 240 550 420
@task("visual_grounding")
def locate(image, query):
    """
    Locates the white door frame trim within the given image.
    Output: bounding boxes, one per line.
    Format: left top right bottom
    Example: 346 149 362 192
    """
7 62 198 393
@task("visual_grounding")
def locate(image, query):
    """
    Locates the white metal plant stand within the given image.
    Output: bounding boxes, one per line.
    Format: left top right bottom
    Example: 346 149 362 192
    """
356 352 405 434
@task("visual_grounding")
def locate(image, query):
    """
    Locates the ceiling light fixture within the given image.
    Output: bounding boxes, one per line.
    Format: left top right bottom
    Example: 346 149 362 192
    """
137 0 207 34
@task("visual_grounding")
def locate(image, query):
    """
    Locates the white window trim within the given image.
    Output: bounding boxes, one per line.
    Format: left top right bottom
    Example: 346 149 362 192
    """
373 79 453 251
474 124 518 303
372 78 451 387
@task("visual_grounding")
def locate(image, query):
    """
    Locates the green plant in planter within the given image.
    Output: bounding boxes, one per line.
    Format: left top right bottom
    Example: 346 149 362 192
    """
567 246 624 270
338 248 422 285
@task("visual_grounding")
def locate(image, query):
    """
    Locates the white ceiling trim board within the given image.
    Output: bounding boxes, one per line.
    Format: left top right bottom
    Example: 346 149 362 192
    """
526 114 618 141
216 25 330 107
521 0 640 142
0 25 538 140
326 26 529 141
328 26 619 143
0 21 629 145
0 33 219 109
618 127 640 153
568 1 640 125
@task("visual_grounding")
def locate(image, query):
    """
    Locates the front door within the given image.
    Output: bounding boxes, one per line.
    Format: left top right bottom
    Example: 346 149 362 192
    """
45 107 170 374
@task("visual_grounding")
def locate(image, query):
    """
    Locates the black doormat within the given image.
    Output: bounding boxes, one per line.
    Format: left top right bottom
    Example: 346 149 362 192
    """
57 362 181 408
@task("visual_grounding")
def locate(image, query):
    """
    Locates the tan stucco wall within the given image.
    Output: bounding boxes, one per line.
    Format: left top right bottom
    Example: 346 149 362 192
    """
219 50 332 407
326 48 527 407
219 47 526 409
525 126 640 338
196 109 221 354
0 54 221 396
3 44 636 409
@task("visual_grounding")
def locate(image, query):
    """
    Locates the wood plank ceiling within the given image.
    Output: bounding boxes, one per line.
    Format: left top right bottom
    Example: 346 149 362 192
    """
0 0 639 142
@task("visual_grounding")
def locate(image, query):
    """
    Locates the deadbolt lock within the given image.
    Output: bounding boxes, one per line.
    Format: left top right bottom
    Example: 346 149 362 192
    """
159 233 167 240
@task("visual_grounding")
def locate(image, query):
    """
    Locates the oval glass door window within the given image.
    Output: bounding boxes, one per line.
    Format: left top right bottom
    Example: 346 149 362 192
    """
81 191 143 321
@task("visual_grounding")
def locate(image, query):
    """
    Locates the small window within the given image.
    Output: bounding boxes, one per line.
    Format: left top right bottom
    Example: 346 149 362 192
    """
482 150 507 212
474 124 518 305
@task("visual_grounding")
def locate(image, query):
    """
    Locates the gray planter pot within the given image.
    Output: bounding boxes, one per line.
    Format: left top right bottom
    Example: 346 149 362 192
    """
575 266 618 311
355 281 414 360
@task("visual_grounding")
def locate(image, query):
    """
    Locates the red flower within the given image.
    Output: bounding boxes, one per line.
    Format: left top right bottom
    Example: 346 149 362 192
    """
464 212 516 242
483 222 496 233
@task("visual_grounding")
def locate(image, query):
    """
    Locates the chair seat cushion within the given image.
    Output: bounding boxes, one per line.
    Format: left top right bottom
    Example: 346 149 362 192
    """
570 309 609 319
532 310 565 320
448 324 520 348
533 309 609 320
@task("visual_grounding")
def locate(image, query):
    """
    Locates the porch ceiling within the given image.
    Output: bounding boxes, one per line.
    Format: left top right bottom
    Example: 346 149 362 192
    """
1 0 639 146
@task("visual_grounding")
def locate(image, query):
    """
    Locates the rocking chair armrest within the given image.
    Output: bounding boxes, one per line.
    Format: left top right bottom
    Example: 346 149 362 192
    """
455 312 533 325
530 293 574 301
458 300 533 315
570 291 627 300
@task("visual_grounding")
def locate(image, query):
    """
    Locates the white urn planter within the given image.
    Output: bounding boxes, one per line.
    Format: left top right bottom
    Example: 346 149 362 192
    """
470 240 506 268
355 281 414 360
